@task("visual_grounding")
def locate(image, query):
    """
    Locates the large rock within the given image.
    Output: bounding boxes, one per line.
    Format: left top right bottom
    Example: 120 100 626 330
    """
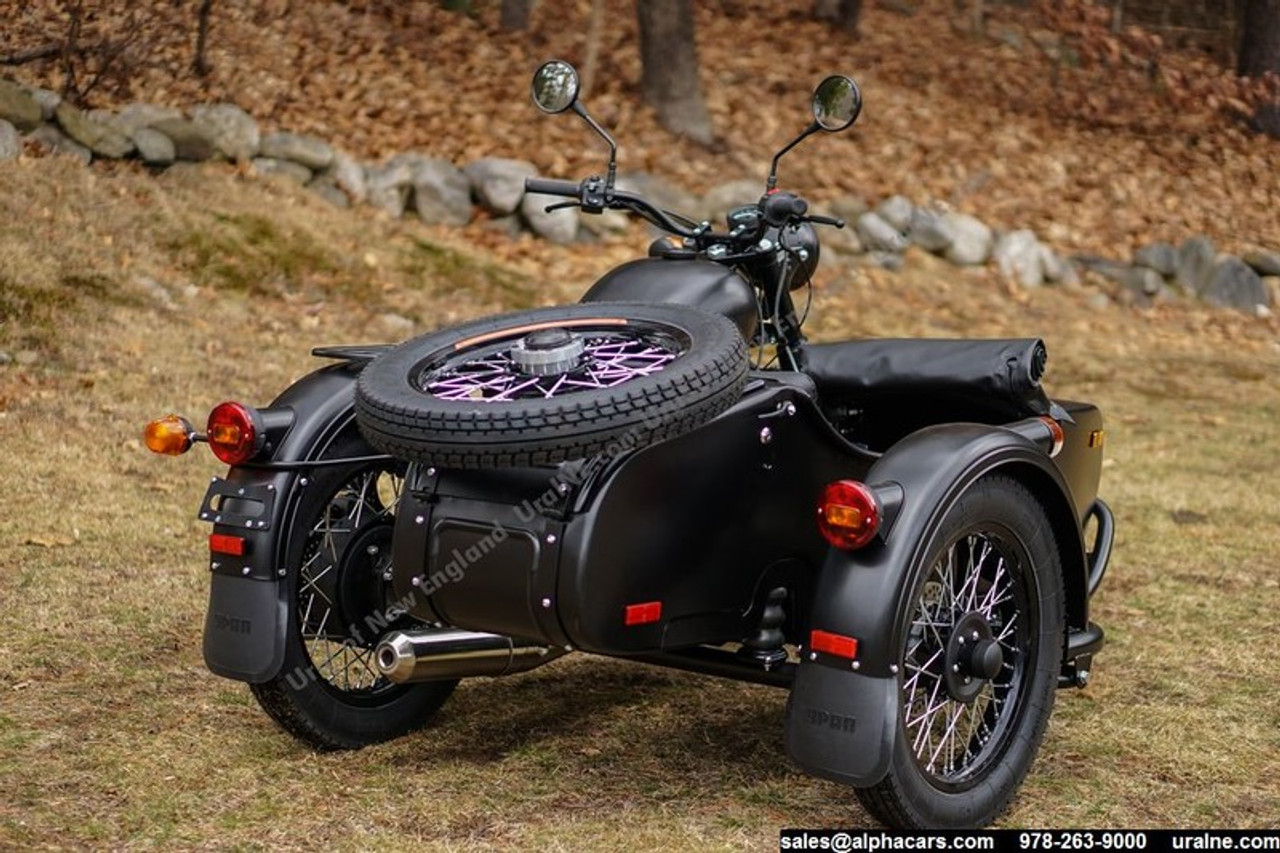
1243 249 1280 277
993 229 1045 287
1175 236 1216 294
307 176 351 208
365 158 415 217
701 178 763 223
856 211 908 253
0 79 42 131
259 131 333 171
521 190 579 243
0 120 19 161
252 156 312 184
410 157 472 225
906 207 955 253
942 213 993 266
1202 256 1269 312
25 86 61 121
829 195 869 224
55 102 134 159
327 150 368 205
115 103 183 136
1040 246 1079 286
1133 242 1177 277
875 195 914 233
1124 266 1165 297
190 103 260 161
464 157 536 216
131 127 175 166
149 118 217 161
26 124 91 164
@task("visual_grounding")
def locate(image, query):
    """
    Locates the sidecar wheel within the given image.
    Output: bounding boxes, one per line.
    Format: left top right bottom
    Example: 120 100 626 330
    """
354 303 748 468
249 432 456 750
855 475 1064 828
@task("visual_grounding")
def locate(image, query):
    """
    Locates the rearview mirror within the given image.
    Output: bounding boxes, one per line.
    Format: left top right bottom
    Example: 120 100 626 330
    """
811 75 861 132
531 60 580 115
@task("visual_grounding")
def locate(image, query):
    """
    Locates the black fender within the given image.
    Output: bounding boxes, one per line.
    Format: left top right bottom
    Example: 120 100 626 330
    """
784 423 1087 787
203 353 381 682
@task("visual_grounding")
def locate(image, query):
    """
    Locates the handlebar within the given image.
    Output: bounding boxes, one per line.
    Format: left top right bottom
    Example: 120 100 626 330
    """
523 177 582 198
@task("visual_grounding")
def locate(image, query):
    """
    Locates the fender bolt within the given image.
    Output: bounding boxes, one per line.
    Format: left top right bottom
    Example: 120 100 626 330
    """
546 533 557 544
541 598 552 608
759 427 773 445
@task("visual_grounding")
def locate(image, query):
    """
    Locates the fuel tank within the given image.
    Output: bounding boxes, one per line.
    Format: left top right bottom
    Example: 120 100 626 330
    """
580 258 759 341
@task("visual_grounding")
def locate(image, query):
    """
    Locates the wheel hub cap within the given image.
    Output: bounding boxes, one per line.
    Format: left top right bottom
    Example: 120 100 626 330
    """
943 611 1004 703
511 327 586 376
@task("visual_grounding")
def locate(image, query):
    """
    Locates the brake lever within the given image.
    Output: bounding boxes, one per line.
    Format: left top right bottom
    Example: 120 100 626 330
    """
805 214 845 228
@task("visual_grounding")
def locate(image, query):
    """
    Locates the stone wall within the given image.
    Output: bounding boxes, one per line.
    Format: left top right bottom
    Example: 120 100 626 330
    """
1 75 1276 316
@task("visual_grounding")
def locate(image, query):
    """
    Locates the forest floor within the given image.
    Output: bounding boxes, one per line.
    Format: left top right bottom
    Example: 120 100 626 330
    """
1 1 1279 848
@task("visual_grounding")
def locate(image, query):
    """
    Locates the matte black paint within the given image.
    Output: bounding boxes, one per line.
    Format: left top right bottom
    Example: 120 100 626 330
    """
581 257 760 341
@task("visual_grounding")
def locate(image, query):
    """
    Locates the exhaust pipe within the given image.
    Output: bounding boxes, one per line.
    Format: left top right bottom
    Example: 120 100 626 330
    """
376 628 567 683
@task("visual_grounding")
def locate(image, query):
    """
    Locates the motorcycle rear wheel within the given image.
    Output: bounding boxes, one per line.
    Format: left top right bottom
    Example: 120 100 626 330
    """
855 475 1064 828
249 430 456 750
354 303 749 468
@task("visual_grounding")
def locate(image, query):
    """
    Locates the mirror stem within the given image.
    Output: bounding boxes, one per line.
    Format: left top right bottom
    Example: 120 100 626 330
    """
572 102 619 189
766 122 819 191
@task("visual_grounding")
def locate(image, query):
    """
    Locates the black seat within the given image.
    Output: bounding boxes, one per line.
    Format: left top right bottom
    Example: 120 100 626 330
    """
802 338 1051 424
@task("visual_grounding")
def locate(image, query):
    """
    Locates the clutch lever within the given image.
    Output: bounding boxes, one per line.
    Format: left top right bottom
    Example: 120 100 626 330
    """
543 201 582 213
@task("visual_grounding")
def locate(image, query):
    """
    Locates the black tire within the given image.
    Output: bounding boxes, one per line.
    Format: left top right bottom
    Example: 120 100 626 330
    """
354 303 748 468
856 475 1065 828
249 431 456 750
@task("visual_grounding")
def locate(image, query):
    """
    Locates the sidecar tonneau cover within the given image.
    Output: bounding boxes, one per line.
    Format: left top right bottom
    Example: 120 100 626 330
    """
803 338 1052 421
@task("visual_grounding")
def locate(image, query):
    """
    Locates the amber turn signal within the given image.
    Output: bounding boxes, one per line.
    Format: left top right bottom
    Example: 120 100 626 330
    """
144 415 196 456
816 480 881 550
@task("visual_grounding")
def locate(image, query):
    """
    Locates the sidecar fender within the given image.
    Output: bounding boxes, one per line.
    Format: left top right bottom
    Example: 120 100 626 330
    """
203 355 375 682
784 423 1086 787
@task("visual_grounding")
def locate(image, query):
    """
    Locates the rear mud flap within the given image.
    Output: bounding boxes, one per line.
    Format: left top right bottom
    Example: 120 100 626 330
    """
784 662 898 787
203 575 288 683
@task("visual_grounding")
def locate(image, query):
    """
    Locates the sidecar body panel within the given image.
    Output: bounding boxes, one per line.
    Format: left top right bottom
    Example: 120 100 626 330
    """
784 421 1095 786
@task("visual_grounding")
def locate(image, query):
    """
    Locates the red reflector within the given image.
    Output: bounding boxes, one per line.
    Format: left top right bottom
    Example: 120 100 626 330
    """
810 629 859 659
209 533 246 556
624 601 662 626
816 480 881 550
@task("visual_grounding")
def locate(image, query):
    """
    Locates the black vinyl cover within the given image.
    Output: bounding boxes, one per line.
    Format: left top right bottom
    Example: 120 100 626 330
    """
802 338 1051 420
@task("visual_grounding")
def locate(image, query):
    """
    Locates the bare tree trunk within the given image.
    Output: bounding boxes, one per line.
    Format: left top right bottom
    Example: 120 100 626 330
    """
813 0 863 36
1238 0 1280 137
500 0 533 31
580 0 604 98
193 0 214 76
637 0 713 145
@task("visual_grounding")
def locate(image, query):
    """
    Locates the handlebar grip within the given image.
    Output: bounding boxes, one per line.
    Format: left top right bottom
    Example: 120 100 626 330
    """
524 177 581 197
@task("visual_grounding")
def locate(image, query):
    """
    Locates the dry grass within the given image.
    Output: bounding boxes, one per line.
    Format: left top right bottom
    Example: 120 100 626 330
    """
1 155 1278 851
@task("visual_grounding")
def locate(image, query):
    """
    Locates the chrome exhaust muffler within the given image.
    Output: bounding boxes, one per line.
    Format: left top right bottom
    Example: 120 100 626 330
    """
375 628 567 683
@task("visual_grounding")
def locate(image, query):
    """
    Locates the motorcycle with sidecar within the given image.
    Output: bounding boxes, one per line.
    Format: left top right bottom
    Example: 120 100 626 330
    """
145 61 1113 829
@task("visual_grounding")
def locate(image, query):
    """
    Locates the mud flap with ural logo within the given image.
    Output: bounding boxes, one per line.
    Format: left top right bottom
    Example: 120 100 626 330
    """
203 573 290 682
784 662 898 785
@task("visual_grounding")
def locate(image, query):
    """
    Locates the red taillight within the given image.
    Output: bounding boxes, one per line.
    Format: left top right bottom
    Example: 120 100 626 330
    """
624 601 662 626
209 533 246 556
1039 415 1065 458
816 480 881 550
810 629 859 659
206 402 263 466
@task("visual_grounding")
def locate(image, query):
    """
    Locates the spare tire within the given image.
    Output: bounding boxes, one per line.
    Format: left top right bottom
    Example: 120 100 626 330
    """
354 303 749 468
